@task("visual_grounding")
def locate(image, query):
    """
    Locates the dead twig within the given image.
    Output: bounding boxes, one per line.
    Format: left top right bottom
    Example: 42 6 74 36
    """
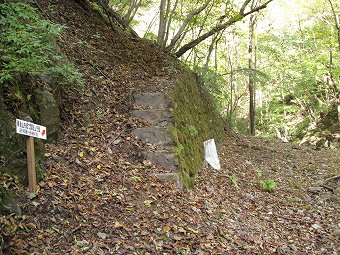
272 213 313 225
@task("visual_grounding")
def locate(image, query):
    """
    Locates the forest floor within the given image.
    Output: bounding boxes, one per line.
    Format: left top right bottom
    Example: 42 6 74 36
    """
1 0 339 254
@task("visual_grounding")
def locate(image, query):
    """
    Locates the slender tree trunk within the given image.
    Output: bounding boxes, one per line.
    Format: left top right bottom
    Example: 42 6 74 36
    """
328 49 340 123
144 12 158 38
123 0 143 26
205 37 215 68
228 52 234 119
248 13 256 135
204 31 223 68
164 0 179 47
157 0 167 47
328 0 340 50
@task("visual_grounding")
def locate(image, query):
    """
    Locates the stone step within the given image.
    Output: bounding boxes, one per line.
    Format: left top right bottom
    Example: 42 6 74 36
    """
132 127 172 146
132 109 173 127
154 173 182 188
145 151 178 170
133 92 171 109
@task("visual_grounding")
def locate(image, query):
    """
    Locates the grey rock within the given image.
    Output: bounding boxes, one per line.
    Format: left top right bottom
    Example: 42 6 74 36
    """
133 92 171 109
308 186 323 194
35 88 61 141
4 203 22 216
289 244 298 253
333 228 340 236
132 127 172 146
155 173 182 188
145 151 178 170
132 109 173 127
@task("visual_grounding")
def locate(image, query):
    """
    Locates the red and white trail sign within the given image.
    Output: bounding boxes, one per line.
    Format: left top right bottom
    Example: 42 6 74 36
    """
16 118 47 140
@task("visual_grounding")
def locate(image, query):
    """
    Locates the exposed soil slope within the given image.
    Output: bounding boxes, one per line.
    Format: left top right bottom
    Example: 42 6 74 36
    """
1 1 339 254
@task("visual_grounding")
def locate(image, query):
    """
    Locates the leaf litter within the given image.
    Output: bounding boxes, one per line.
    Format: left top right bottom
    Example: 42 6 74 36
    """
1 0 339 254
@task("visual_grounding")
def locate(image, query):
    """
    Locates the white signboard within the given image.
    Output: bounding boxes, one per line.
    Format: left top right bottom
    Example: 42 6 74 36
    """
16 119 47 140
203 139 220 170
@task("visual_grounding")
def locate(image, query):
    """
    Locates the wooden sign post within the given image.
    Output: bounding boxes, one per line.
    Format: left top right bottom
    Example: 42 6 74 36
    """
16 117 47 192
26 136 36 192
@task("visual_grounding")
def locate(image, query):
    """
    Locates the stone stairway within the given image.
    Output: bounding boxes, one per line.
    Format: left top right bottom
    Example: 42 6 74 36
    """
131 92 178 171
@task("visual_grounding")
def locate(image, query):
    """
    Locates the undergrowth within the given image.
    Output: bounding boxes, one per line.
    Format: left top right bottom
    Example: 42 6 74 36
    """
0 2 83 88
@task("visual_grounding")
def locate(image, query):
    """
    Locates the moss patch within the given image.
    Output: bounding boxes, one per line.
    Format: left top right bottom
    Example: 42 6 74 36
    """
170 71 225 188
0 187 15 215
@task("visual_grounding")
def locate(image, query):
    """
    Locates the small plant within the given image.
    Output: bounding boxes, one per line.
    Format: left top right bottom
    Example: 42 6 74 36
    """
229 173 239 189
187 125 198 136
255 168 263 177
260 179 276 192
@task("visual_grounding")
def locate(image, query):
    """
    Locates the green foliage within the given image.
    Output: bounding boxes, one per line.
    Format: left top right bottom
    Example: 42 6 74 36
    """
144 31 157 42
229 173 239 189
187 125 198 137
0 2 82 88
256 10 340 141
259 179 276 192
227 117 249 135
46 64 83 88
195 66 228 112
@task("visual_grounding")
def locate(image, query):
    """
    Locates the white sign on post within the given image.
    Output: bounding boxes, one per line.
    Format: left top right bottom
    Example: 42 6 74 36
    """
16 119 47 140
203 138 221 170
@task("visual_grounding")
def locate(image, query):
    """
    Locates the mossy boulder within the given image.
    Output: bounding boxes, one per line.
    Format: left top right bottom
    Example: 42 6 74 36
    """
0 187 21 215
170 71 225 188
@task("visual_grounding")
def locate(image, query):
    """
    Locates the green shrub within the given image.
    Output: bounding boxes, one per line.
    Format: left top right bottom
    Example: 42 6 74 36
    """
0 2 82 87
260 179 276 192
187 125 198 137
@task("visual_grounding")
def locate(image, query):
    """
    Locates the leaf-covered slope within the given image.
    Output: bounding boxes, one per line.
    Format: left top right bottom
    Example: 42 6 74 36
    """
1 1 339 254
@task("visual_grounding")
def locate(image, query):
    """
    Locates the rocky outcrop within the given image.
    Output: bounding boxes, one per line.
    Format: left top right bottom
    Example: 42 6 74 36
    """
35 86 61 142
0 80 61 214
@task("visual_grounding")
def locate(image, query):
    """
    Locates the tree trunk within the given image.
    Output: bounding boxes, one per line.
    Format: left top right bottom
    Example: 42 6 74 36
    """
248 13 256 136
123 0 143 26
328 0 340 50
204 31 223 68
157 0 167 47
228 52 234 119
164 0 179 47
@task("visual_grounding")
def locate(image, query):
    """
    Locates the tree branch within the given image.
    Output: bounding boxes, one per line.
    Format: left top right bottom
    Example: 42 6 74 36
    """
175 0 273 57
327 0 340 50
166 0 212 51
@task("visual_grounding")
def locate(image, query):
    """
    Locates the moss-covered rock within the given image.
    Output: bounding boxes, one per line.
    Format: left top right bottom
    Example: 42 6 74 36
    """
0 91 45 184
170 71 225 188
35 86 61 142
0 187 21 215
0 97 27 179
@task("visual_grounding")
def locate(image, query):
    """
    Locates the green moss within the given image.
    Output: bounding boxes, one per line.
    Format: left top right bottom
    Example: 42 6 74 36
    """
170 71 225 188
0 187 15 215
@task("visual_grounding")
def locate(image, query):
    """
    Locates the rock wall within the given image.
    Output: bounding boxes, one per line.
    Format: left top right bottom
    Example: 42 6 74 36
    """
170 71 225 187
132 70 225 188
0 78 62 214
